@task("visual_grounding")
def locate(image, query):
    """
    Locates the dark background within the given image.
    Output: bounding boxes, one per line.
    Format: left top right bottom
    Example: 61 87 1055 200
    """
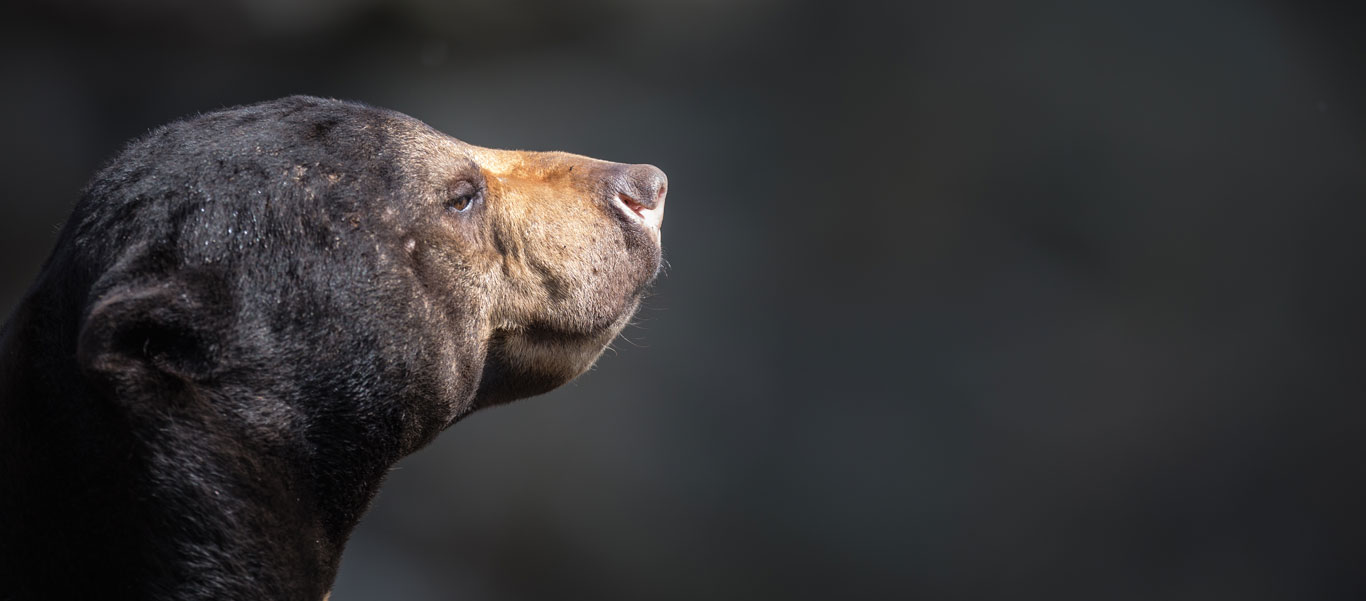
4 1 1365 599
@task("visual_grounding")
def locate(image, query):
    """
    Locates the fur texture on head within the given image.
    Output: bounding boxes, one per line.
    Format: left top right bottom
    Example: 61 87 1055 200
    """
0 96 666 600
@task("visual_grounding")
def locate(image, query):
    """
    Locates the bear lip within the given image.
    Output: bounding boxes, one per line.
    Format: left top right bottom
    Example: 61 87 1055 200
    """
612 192 665 232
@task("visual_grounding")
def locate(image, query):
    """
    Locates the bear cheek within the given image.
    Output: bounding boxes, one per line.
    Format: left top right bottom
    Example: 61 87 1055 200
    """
531 208 641 330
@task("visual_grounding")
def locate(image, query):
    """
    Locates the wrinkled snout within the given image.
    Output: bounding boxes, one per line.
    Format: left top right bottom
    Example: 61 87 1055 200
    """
608 164 667 232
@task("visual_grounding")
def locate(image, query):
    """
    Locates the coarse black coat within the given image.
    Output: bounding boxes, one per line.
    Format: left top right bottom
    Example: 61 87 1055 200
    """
0 96 666 600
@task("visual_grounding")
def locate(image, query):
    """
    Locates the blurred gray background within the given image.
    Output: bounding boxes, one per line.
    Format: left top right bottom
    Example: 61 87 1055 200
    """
3 0 1365 599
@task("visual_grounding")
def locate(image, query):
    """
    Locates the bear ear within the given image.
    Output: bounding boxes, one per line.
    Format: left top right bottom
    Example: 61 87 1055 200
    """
77 279 227 389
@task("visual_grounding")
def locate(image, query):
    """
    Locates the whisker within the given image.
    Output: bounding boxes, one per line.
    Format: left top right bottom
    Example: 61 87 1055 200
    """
615 331 648 349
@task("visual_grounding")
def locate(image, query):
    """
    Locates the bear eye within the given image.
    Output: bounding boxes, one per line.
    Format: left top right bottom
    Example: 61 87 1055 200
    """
448 193 475 212
446 180 481 213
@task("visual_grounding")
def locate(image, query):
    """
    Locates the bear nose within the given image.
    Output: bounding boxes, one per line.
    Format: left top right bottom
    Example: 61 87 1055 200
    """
610 164 667 232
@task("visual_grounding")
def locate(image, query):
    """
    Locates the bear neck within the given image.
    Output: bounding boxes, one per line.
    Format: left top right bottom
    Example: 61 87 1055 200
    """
0 290 372 601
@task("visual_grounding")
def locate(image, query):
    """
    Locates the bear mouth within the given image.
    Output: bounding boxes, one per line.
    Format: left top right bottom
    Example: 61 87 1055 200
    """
611 192 664 233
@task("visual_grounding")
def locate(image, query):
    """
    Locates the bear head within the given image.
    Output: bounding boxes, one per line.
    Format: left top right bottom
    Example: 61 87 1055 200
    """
67 95 667 440
0 95 666 599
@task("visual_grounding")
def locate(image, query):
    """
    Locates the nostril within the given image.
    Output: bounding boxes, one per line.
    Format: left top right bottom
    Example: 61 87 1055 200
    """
619 164 667 210
618 192 647 217
607 163 667 232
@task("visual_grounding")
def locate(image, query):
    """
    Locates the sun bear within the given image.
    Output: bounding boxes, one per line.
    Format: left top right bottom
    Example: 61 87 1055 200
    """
0 96 667 600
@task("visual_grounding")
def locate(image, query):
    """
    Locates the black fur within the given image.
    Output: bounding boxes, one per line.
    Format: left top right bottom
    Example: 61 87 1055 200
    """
0 96 601 600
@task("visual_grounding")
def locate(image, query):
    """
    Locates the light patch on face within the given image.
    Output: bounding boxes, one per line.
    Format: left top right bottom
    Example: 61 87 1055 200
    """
386 115 662 405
